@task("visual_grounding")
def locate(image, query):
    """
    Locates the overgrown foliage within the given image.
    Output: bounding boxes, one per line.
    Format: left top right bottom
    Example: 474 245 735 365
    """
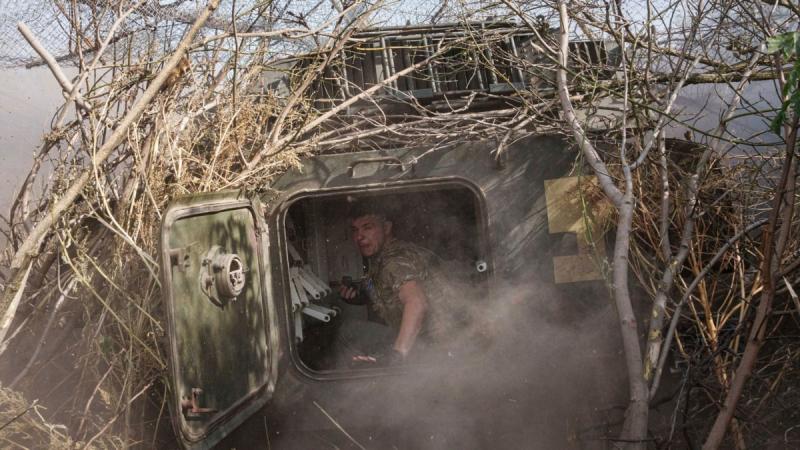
0 0 798 448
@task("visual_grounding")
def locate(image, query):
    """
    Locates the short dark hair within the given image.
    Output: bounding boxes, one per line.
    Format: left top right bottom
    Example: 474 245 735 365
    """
347 200 389 222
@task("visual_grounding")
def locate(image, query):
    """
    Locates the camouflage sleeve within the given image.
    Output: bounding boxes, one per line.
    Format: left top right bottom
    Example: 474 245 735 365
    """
379 256 426 293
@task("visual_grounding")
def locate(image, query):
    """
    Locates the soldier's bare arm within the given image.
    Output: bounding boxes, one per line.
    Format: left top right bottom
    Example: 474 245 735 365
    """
393 280 428 357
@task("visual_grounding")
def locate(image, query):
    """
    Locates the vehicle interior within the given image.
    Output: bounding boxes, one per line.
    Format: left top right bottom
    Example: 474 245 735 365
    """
282 183 490 371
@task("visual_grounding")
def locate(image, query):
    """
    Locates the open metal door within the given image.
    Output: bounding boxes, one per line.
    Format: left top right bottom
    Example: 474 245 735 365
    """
160 191 275 449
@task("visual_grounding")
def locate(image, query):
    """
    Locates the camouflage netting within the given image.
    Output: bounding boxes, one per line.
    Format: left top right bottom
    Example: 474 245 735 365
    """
0 0 70 68
0 0 199 69
0 0 501 69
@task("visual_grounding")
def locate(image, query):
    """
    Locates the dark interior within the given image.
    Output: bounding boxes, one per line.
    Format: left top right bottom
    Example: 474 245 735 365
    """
284 185 488 371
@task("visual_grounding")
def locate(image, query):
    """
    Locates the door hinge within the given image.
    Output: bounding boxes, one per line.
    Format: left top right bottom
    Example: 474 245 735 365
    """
181 388 217 420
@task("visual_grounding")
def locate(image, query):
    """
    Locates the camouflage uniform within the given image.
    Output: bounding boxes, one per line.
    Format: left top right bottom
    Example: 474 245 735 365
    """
365 238 461 342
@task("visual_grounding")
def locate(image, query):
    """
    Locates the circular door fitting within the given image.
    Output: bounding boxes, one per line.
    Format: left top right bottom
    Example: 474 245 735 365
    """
199 246 246 307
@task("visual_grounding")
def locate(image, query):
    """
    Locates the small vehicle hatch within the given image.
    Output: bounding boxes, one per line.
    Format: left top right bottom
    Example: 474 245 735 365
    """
160 191 275 450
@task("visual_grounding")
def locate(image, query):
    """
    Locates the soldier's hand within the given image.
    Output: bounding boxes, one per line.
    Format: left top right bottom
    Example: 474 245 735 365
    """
339 277 367 304
338 285 358 300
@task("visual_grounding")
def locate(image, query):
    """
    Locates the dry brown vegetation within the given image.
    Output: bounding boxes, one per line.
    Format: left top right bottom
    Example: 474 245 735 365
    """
0 0 798 448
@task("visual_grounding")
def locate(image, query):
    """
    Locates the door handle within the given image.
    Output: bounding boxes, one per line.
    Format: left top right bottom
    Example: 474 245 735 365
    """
347 157 412 177
181 388 218 419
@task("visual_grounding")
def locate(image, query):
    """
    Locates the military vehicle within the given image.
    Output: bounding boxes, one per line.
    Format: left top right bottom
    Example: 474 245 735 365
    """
159 23 626 449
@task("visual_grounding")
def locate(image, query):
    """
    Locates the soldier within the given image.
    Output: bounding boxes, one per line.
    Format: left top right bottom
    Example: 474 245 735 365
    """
338 202 462 365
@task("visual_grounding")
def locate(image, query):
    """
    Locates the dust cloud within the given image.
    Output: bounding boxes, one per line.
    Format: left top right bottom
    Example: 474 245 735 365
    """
240 277 630 450
0 66 70 247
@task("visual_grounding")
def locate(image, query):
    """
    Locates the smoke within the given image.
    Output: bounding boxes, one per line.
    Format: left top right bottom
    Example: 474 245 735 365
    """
260 189 631 449
256 277 629 450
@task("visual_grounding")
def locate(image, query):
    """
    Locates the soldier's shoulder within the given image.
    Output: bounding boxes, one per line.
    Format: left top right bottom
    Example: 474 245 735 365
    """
382 239 430 262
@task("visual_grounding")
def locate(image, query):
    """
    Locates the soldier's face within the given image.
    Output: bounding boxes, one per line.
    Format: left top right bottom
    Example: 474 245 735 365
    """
351 214 392 257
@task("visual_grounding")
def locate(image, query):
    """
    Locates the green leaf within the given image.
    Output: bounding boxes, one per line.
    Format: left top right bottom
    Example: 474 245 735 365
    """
767 34 790 54
795 31 800 56
766 32 800 57
771 109 787 134
768 32 800 134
